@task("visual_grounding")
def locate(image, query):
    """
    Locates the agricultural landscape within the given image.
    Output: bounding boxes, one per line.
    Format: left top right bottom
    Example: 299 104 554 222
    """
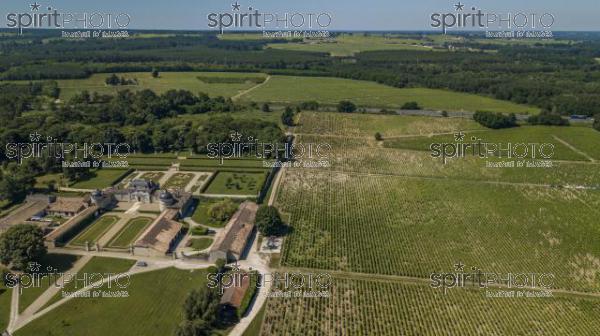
0 27 599 336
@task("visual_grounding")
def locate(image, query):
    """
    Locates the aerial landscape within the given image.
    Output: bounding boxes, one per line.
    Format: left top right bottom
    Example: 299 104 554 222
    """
0 1 599 335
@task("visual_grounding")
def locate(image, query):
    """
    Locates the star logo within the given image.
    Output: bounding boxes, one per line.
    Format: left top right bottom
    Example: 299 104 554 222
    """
30 132 42 142
231 2 241 11
230 260 241 272
28 262 41 272
230 131 242 142
454 131 465 142
30 2 41 11
454 2 465 11
454 261 465 271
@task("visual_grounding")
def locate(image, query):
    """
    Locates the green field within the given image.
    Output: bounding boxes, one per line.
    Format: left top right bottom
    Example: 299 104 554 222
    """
261 276 600 335
18 254 80 313
0 270 12 331
55 72 268 100
266 34 435 56
240 75 539 113
188 237 213 251
383 126 594 162
15 267 212 336
69 169 131 189
162 173 194 190
107 217 154 248
42 256 136 309
70 215 119 246
190 198 232 228
204 172 266 195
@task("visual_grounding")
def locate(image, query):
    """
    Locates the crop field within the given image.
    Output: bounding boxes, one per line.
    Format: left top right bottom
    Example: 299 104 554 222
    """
261 276 600 335
15 267 212 336
383 126 596 162
277 169 600 292
204 171 266 195
69 169 131 189
240 76 539 113
266 34 435 56
55 72 268 100
69 215 120 246
106 217 154 248
296 111 484 137
162 173 194 190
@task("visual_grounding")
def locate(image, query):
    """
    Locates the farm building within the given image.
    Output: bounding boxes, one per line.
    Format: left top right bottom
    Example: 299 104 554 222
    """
220 273 251 315
44 206 99 248
133 209 184 257
46 196 88 217
209 201 258 263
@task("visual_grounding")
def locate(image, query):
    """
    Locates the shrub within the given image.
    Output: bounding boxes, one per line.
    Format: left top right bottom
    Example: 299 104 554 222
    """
337 100 357 113
374 132 383 141
208 199 238 222
401 101 421 110
282 107 295 126
473 111 518 129
299 101 319 111
528 111 569 126
593 114 600 132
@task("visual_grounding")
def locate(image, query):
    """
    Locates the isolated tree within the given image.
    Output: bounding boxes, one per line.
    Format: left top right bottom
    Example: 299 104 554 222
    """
281 107 295 126
337 100 356 113
255 205 284 236
441 111 448 117
374 132 383 141
105 73 120 86
261 103 271 112
151 68 159 78
0 224 47 270
208 199 238 222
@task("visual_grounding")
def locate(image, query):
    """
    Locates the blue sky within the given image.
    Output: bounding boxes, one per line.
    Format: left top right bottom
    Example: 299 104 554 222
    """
1 0 599 31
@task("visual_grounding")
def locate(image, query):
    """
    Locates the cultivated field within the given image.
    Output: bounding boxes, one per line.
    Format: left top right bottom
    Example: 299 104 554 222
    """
240 76 539 113
266 34 435 56
261 276 600 335
56 72 268 100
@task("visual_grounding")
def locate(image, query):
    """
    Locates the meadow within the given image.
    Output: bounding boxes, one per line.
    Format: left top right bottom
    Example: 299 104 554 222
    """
241 76 539 113
55 72 268 100
15 267 212 336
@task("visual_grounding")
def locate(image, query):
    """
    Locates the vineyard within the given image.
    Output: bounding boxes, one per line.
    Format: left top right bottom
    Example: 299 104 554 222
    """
277 169 600 292
261 111 600 335
260 276 600 335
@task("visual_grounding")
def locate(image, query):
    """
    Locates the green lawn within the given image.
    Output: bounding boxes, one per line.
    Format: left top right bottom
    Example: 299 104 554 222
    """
70 215 119 246
107 217 153 248
188 237 213 251
190 198 239 228
18 254 80 313
42 256 135 309
204 172 266 196
0 274 12 331
242 303 266 336
55 72 267 100
241 75 539 114
69 169 131 189
15 267 213 336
